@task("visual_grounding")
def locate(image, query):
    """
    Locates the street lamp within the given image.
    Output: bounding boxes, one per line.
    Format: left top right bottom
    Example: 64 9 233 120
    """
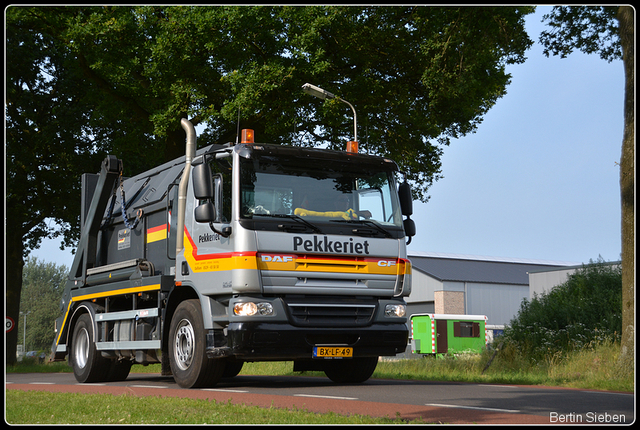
302 83 358 153
20 311 30 354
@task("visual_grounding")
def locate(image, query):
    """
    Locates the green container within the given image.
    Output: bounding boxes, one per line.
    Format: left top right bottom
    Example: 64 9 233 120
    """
410 314 487 355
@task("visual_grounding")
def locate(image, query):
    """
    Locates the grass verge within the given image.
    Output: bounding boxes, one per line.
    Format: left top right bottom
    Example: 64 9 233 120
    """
5 390 418 424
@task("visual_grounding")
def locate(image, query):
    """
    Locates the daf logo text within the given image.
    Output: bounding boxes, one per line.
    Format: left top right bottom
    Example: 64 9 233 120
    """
261 255 294 263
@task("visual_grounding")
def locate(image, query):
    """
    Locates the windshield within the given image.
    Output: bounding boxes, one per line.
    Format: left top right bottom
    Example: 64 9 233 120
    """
239 151 404 236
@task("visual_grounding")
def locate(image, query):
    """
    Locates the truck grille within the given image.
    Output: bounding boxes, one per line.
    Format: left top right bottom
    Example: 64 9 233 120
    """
284 297 377 327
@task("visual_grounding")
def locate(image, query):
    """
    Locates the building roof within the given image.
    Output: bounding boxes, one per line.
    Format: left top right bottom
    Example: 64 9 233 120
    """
408 251 578 286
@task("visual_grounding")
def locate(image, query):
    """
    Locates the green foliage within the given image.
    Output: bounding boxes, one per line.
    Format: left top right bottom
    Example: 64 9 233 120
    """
6 5 535 204
19 257 67 352
501 258 622 362
540 6 621 62
6 6 107 254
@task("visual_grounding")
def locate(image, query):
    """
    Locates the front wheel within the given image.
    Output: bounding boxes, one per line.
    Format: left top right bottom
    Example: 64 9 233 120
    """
168 299 224 388
324 356 378 383
222 360 244 378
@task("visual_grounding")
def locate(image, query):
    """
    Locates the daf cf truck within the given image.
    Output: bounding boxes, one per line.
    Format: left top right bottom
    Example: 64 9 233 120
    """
51 102 415 388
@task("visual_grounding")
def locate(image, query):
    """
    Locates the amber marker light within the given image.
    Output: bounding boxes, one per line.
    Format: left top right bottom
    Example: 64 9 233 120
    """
241 129 255 144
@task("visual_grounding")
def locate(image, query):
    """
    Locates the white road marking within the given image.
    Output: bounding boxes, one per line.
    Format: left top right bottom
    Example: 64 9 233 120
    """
294 394 358 400
201 388 249 393
129 384 168 389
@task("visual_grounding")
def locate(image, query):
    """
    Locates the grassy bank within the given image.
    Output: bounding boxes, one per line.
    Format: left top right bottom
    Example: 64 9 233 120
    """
379 339 633 392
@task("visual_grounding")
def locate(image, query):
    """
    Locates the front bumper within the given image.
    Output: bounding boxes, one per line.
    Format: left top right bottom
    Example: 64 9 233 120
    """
224 321 408 361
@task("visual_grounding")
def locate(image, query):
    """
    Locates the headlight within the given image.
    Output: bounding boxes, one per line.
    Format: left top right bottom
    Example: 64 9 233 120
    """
384 304 406 318
233 302 274 316
234 302 257 316
256 302 274 315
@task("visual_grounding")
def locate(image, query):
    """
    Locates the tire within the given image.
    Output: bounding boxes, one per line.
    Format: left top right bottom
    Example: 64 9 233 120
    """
324 356 378 384
70 313 110 383
221 360 244 378
168 299 224 388
106 359 132 382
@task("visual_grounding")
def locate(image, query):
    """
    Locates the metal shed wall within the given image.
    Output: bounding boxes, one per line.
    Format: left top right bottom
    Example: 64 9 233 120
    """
465 282 530 326
405 252 578 328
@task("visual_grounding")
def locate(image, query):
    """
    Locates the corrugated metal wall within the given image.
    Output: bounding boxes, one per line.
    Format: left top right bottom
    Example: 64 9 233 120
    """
465 282 529 326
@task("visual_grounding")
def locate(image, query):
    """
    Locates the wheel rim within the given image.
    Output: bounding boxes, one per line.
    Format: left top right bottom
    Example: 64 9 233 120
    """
174 318 195 371
74 327 90 369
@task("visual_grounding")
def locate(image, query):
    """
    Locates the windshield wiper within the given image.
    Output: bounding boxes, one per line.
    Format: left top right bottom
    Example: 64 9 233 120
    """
330 219 393 238
254 213 323 234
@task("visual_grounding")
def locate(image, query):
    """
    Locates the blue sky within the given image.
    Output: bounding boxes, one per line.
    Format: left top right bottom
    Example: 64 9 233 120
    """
29 6 624 269
408 7 624 265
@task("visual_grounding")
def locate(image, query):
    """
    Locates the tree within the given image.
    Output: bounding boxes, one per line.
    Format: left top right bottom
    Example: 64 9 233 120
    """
6 7 109 365
503 259 622 361
540 6 634 364
19 257 68 352
5 5 535 364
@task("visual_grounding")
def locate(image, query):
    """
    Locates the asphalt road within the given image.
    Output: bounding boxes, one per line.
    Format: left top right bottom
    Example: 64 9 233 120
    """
6 372 635 424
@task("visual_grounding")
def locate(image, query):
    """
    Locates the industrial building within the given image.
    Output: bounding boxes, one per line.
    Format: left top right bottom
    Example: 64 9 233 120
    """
406 251 580 327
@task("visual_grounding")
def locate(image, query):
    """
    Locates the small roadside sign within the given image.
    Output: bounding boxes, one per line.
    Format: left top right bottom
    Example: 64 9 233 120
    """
6 316 15 333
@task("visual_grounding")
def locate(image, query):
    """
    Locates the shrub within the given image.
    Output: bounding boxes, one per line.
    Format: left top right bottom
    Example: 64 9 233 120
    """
501 258 621 362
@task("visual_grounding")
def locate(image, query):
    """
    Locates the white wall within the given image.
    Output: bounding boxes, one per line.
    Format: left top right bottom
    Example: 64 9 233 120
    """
406 270 442 303
529 268 576 297
466 282 529 326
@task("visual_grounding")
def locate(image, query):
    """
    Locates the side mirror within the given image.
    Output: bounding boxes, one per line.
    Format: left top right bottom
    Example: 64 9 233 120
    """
192 162 214 199
403 217 416 237
194 201 216 223
398 182 413 216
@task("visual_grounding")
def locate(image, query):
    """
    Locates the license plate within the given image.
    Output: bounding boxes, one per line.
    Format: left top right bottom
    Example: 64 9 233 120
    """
313 346 353 358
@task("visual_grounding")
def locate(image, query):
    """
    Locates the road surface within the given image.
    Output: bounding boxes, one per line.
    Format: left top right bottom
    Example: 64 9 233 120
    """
6 372 634 424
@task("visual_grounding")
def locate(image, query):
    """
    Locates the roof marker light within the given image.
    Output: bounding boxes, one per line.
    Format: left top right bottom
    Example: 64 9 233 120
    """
241 129 254 144
347 140 358 153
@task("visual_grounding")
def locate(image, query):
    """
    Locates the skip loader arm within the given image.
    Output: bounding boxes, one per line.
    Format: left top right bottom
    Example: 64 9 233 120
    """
51 154 122 360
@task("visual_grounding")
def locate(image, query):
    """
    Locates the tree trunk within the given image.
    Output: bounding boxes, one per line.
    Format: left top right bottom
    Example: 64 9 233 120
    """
5 224 26 366
617 6 634 363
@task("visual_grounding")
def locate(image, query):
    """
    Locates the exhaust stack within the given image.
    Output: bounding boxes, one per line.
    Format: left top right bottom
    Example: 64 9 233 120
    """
176 118 197 255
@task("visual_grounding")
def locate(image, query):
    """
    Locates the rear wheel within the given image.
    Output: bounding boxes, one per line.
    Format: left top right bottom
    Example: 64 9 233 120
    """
70 313 109 383
324 356 378 383
169 299 224 388
107 359 132 381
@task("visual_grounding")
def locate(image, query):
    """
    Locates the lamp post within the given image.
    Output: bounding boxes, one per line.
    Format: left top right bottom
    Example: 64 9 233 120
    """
20 311 30 354
302 83 358 152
